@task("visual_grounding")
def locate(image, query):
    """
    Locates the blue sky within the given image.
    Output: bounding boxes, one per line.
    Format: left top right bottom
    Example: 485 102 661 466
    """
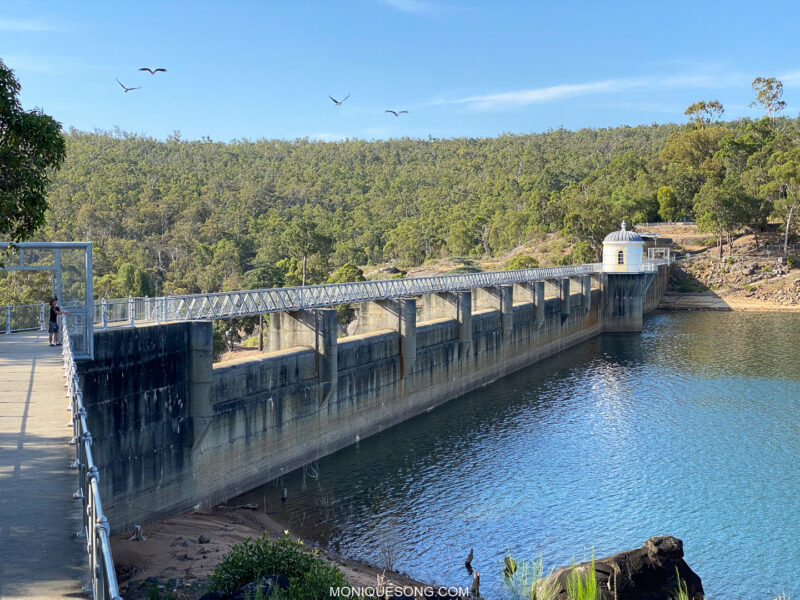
3 0 800 142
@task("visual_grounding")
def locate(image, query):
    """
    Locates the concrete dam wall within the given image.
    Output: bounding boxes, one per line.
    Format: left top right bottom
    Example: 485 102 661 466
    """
78 266 669 533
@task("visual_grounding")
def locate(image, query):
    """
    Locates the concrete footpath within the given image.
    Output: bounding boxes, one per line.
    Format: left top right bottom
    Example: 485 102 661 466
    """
0 332 85 599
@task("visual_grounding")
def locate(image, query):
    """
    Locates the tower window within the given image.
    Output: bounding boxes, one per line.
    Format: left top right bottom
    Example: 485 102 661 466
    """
617 250 625 265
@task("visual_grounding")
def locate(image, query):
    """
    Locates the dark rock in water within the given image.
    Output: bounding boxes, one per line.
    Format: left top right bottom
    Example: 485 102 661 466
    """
198 534 211 544
229 574 291 600
540 536 704 600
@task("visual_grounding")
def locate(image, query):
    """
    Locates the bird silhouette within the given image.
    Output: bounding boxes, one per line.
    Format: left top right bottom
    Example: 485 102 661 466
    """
116 78 141 92
329 93 350 106
139 67 167 75
385 110 408 117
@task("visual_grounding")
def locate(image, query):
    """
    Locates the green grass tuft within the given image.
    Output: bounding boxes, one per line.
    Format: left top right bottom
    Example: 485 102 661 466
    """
566 556 600 600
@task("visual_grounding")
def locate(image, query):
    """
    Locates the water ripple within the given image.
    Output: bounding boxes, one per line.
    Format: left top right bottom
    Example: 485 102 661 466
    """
239 311 800 600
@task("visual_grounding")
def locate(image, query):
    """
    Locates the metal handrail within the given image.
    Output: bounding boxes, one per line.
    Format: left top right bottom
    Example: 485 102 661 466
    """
63 324 122 600
4 261 668 331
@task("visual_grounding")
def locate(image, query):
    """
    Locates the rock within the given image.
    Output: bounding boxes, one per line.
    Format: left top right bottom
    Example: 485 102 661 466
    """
536 536 703 600
229 574 291 600
198 535 211 544
182 539 195 547
198 593 226 600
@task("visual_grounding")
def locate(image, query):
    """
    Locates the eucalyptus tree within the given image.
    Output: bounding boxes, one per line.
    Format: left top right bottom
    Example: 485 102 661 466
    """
0 59 66 241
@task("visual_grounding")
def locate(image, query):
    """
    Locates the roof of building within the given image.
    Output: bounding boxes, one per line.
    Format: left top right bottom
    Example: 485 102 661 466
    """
603 221 643 243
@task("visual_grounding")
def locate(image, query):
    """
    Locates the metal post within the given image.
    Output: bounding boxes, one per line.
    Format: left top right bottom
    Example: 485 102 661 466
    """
40 303 46 331
5 305 10 334
154 297 160 325
145 296 150 321
128 297 135 328
85 245 93 360
54 249 62 307
101 299 108 331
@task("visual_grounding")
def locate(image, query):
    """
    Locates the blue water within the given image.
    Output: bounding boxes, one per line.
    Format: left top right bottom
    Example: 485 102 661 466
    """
240 311 800 599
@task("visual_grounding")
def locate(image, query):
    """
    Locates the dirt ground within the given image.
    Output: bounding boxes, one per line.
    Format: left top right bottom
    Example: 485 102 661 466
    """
112 505 431 599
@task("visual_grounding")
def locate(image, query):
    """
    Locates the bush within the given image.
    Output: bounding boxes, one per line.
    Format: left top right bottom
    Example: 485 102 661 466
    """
786 256 796 268
208 532 347 599
566 556 600 600
725 256 735 265
505 254 540 270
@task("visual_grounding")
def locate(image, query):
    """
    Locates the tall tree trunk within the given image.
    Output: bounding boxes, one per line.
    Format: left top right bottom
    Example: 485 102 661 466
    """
784 205 795 257
302 255 307 286
718 234 723 260
727 231 733 255
753 229 760 252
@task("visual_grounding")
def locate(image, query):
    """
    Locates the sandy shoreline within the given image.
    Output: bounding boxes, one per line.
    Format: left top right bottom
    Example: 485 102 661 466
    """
112 504 433 599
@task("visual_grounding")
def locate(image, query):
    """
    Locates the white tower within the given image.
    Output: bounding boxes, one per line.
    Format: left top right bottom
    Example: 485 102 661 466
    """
602 221 644 273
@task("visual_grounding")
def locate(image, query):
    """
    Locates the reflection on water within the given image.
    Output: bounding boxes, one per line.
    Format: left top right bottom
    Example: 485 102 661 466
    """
238 311 800 600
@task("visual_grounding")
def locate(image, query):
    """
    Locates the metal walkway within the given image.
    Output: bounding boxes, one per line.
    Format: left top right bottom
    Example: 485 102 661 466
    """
0 332 84 599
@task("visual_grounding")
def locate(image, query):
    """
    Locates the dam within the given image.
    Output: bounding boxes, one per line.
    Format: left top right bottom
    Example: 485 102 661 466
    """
76 258 669 533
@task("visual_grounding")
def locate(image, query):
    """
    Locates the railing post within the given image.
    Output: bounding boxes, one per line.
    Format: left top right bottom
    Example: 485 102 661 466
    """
145 296 150 321
154 297 160 325
101 299 109 331
40 303 47 331
128 297 135 328
5 305 10 334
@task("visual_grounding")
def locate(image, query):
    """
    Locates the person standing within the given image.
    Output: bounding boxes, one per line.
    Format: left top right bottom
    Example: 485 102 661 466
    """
48 298 69 346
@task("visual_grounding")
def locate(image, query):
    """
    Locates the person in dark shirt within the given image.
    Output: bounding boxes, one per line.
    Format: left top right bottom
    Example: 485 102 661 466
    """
48 297 69 346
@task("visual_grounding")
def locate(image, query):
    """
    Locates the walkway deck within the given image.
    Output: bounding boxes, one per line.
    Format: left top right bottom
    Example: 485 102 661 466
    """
0 332 84 599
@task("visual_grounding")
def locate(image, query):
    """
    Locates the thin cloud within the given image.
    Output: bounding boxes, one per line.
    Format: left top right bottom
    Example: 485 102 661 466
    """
431 73 734 111
778 70 800 85
378 0 438 13
0 17 61 32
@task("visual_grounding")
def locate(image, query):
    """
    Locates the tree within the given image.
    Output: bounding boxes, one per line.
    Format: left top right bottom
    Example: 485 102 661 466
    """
750 77 786 122
656 186 680 222
694 178 752 257
505 254 540 270
326 262 366 284
684 100 724 127
243 259 285 289
282 218 332 285
764 148 800 256
0 59 66 241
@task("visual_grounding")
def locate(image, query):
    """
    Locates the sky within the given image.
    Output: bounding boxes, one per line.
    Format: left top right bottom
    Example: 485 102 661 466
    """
3 0 800 142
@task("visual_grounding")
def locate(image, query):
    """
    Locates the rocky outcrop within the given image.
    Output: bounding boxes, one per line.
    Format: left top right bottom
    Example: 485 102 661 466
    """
539 536 704 600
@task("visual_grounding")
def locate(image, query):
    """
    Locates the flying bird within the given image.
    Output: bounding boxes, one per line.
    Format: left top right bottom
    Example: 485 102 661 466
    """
116 78 141 93
385 110 408 117
139 67 167 75
329 93 350 106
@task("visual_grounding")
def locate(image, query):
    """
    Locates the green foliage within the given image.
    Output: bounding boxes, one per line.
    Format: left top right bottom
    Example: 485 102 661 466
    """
725 256 735 264
786 256 796 268
0 59 66 241
670 567 690 600
566 557 600 600
326 263 366 284
570 240 597 265
500 552 558 600
208 531 347 599
685 100 724 127
657 186 681 222
505 254 540 270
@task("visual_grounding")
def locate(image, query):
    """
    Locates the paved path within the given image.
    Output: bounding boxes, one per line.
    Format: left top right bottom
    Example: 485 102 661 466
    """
0 332 85 599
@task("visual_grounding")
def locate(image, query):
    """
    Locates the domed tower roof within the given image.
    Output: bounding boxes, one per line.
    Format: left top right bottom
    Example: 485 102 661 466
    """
603 221 643 243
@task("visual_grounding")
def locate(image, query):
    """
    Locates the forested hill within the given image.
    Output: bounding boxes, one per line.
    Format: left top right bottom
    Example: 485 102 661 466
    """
35 116 798 299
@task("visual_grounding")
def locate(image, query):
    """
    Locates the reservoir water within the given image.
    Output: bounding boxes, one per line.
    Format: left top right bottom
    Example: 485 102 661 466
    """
239 311 800 599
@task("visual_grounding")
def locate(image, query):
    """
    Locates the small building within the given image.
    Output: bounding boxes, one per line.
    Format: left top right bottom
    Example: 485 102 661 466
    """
602 221 644 273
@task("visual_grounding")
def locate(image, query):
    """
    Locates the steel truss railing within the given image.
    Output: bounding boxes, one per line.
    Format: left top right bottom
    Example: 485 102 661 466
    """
3 261 669 331
98 264 604 325
64 327 122 600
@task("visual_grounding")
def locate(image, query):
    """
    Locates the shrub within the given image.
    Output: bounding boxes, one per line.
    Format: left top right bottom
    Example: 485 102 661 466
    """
725 256 735 265
505 254 540 270
566 557 600 600
208 531 347 599
786 256 797 268
670 567 689 600
500 552 557 600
